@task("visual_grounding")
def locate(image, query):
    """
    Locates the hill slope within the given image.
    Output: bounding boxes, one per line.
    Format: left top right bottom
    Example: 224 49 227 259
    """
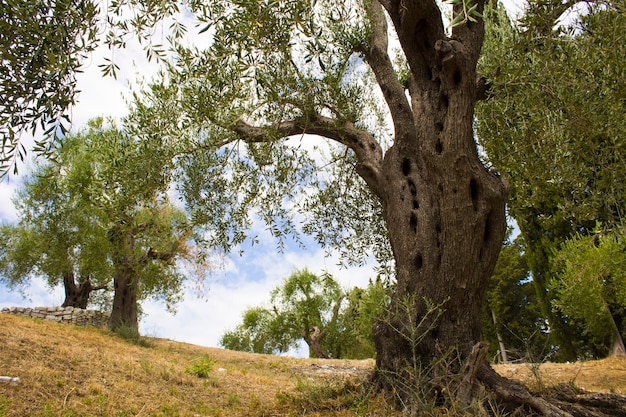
0 314 383 417
1 313 625 416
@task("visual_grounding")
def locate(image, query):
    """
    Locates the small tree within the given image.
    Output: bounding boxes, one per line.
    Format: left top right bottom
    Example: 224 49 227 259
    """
221 269 344 358
551 228 626 357
221 270 387 359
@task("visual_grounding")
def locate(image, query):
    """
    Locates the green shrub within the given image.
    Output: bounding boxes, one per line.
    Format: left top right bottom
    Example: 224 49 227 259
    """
185 355 215 378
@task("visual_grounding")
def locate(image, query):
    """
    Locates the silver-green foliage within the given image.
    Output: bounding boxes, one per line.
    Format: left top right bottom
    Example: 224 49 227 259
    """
0 0 99 175
124 0 393 269
220 269 387 359
477 0 626 232
1 119 206 311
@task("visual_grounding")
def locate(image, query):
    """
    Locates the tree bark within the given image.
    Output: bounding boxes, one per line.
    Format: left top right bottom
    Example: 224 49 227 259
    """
306 326 329 359
108 220 140 332
108 263 139 331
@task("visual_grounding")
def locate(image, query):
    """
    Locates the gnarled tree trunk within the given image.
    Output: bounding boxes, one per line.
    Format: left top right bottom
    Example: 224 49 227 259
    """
61 272 105 309
361 0 507 408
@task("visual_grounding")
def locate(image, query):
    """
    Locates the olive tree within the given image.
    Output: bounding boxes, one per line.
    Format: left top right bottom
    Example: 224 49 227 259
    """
5 0 624 413
129 0 520 411
1 119 213 332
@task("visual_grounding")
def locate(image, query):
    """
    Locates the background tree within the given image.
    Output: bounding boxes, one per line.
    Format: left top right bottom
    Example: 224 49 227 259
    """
221 269 344 358
551 227 626 357
482 231 549 363
0 149 113 309
476 0 626 360
221 270 388 359
220 306 293 354
338 277 389 359
62 120 210 332
1 119 212 332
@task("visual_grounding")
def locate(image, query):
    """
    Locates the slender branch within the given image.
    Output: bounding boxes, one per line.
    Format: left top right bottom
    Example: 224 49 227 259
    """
355 0 415 142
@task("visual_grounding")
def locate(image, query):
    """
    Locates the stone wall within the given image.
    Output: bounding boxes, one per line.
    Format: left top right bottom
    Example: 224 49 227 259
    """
1 306 109 328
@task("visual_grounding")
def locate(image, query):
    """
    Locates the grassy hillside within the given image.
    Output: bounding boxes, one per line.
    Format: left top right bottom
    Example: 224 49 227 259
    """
1 313 625 416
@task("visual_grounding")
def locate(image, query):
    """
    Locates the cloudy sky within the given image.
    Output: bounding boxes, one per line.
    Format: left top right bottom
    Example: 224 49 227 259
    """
0 14 376 357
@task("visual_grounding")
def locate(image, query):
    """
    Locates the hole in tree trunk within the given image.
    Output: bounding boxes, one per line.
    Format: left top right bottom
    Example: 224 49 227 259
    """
402 158 411 176
415 253 423 269
453 69 462 86
413 199 419 210
408 179 417 197
435 139 443 154
435 122 444 132
410 212 418 233
435 222 442 248
440 94 448 110
470 178 480 210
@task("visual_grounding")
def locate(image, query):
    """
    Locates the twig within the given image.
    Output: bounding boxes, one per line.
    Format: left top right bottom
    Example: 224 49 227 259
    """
136 403 147 416
63 387 76 408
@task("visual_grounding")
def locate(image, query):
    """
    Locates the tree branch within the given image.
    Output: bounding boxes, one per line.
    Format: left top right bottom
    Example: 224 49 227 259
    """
380 0 446 84
233 116 385 199
356 0 416 142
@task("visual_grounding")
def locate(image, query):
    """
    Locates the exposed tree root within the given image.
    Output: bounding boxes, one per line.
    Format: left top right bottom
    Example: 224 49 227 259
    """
545 383 626 417
372 342 626 416
465 342 626 417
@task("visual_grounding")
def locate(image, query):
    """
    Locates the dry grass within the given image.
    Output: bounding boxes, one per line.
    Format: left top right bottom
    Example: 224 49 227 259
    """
493 357 626 395
0 314 393 417
1 313 625 416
